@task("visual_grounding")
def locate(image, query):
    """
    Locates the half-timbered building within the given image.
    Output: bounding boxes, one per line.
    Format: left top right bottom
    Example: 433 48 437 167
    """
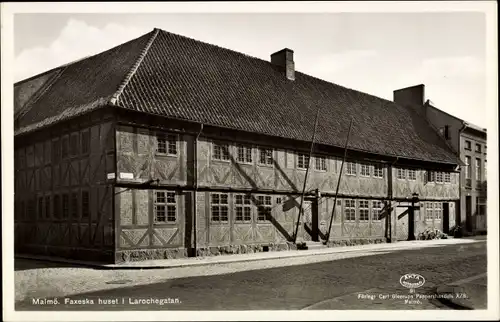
14 28 461 263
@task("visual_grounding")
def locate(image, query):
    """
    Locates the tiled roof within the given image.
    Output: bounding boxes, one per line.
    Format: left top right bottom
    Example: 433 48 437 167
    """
15 28 460 165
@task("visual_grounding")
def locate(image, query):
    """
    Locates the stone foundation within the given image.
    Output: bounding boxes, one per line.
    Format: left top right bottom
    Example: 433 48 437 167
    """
115 242 293 263
326 238 386 247
17 244 114 263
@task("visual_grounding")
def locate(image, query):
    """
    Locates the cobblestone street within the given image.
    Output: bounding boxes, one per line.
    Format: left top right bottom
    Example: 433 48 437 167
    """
15 239 487 310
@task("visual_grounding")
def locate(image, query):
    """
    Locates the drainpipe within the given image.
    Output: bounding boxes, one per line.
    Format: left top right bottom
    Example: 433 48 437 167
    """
192 124 204 257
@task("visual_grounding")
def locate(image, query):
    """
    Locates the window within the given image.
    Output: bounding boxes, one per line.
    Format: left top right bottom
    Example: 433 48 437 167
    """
211 193 229 222
436 171 443 183
372 201 383 221
475 144 481 153
297 153 310 169
444 125 450 140
157 134 177 155
425 203 433 221
427 171 436 182
27 199 35 220
235 195 252 222
465 140 471 150
81 130 90 155
81 191 89 219
259 148 273 165
397 168 406 179
237 146 252 163
484 160 487 178
62 136 69 159
38 196 44 219
53 195 61 219
408 169 416 181
359 200 369 221
360 164 370 177
257 196 272 221
465 156 471 179
434 203 442 220
344 199 356 222
444 172 451 183
70 134 79 156
315 156 327 171
346 162 356 175
155 191 177 223
276 197 282 204
52 140 61 164
71 192 78 219
373 165 384 178
213 143 230 161
45 196 50 219
62 194 69 219
475 158 481 181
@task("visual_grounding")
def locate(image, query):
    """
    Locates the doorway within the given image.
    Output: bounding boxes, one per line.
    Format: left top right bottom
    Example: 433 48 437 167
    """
465 196 472 232
442 202 449 234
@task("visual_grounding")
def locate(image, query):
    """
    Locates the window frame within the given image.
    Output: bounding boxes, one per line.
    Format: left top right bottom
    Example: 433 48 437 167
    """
371 201 383 222
425 202 434 221
346 162 357 176
297 153 310 170
156 133 178 156
397 168 406 180
373 164 384 178
258 148 274 166
358 200 369 222
257 195 272 222
465 140 472 150
360 164 370 177
212 142 231 162
234 194 253 223
314 156 327 171
407 169 416 181
154 190 177 224
236 145 253 164
344 199 356 222
211 193 230 223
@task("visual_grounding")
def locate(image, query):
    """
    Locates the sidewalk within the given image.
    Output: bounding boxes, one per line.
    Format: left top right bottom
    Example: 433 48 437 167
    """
16 236 485 270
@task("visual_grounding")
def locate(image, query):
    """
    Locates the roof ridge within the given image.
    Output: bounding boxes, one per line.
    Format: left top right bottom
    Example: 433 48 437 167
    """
109 28 159 106
15 67 67 121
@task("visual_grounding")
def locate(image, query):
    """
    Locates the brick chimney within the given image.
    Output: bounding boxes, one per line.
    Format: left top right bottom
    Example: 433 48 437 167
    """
271 48 295 81
393 84 425 107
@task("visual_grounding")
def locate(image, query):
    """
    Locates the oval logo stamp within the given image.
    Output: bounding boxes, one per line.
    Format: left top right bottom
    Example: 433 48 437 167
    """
400 274 426 293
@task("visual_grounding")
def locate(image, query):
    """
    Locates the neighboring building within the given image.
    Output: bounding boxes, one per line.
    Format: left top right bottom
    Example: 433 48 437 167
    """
14 29 461 263
394 84 487 234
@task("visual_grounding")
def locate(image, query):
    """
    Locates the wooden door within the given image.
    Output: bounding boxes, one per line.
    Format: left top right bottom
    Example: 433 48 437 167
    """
297 200 313 242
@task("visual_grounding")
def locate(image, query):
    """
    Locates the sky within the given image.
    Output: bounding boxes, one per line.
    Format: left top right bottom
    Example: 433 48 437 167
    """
13 12 488 127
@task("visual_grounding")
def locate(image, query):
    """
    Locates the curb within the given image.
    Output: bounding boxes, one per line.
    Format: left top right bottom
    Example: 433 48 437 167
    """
15 238 485 270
